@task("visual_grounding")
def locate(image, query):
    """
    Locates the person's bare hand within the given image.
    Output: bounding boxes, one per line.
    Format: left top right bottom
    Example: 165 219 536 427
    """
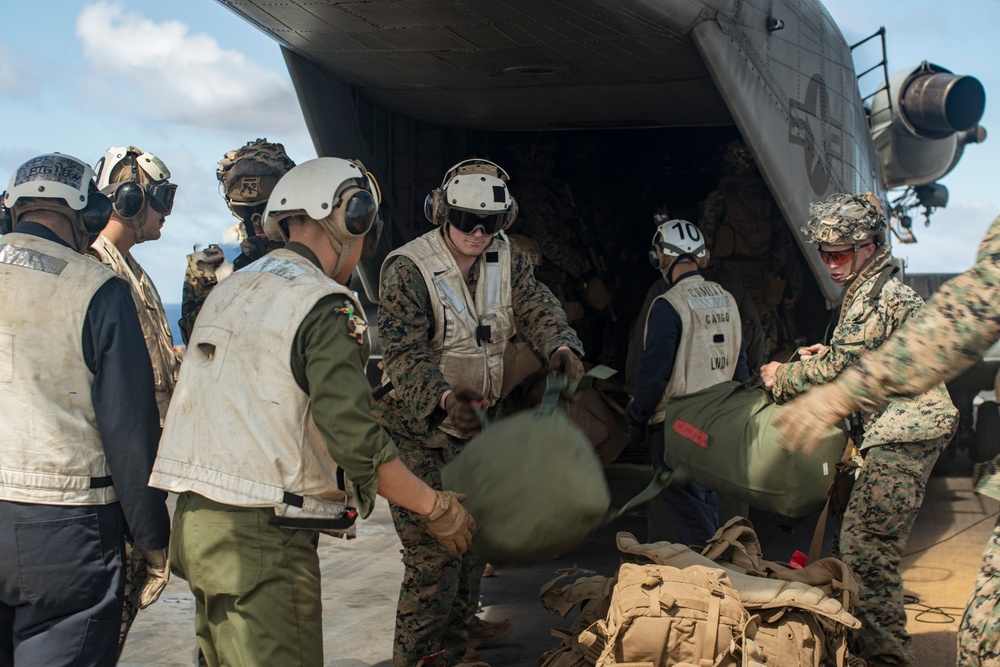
797 343 827 361
760 361 782 390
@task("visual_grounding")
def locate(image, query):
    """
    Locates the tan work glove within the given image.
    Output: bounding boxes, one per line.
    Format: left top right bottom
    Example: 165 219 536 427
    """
548 347 584 383
136 547 170 609
416 490 475 556
775 382 856 456
444 388 485 433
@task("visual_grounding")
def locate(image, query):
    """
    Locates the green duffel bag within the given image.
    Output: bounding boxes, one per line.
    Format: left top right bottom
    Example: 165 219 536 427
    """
659 381 849 519
441 378 611 565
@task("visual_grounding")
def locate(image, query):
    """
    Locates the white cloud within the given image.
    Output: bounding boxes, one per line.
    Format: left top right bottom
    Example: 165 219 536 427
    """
75 2 300 132
0 42 20 93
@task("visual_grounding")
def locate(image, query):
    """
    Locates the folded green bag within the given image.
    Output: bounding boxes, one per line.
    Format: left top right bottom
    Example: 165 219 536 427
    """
441 377 611 565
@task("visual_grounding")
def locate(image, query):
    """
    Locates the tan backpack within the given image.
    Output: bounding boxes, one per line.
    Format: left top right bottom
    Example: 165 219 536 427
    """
593 562 764 667
617 522 864 667
536 519 864 667
536 569 613 667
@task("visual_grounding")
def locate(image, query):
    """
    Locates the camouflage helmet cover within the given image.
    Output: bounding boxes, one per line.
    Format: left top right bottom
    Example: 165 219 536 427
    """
720 140 755 173
803 192 886 245
217 138 295 208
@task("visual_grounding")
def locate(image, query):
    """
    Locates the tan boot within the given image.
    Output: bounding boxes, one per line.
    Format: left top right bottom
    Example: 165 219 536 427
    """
468 617 513 648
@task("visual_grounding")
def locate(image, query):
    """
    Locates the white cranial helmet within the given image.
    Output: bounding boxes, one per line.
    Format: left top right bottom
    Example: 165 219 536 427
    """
648 218 709 276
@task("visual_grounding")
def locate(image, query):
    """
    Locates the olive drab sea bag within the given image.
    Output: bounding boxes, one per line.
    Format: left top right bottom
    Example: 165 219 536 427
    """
441 377 611 565
659 381 848 519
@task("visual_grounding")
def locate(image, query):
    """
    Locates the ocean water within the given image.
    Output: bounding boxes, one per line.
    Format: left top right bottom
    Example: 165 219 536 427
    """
164 303 183 347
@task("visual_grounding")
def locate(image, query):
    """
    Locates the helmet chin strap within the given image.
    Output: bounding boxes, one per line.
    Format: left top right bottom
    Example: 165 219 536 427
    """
840 240 876 285
124 206 149 244
316 213 356 280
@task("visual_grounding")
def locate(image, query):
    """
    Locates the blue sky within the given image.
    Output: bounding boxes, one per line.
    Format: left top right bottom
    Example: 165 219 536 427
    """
2 0 997 309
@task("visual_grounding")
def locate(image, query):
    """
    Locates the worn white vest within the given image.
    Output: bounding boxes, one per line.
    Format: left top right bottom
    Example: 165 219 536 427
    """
381 229 514 437
150 249 364 528
0 232 119 505
646 274 741 425
89 234 177 425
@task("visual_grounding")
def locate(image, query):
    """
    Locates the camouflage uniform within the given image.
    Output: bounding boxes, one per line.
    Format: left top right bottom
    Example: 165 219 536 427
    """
771 233 958 665
811 214 1000 667
373 234 582 667
178 245 231 345
179 139 294 343
700 142 803 359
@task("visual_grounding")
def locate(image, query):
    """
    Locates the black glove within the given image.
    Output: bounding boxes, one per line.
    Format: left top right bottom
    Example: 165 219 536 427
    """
444 388 485 433
549 347 584 383
625 412 646 448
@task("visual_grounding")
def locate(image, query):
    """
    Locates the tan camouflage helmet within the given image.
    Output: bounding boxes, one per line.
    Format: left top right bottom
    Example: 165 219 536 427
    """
720 139 755 173
217 138 295 217
802 192 886 245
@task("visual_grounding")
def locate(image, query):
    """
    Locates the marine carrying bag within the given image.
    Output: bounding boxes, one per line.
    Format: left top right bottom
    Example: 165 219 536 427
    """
441 377 611 565
659 381 848 519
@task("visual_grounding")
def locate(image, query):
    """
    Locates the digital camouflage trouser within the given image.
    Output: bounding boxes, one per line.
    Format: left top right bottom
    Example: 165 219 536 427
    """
390 444 479 667
956 514 1000 666
118 536 147 658
834 436 950 667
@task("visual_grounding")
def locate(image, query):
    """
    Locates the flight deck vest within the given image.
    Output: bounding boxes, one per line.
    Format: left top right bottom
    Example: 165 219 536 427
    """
89 234 177 425
646 274 741 425
150 250 364 527
380 229 514 437
0 232 119 505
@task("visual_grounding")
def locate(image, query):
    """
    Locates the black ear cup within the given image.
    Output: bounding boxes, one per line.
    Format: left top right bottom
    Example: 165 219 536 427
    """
502 196 518 230
112 181 146 219
424 189 445 224
82 191 113 235
0 206 12 235
648 249 660 267
0 193 11 235
361 214 384 261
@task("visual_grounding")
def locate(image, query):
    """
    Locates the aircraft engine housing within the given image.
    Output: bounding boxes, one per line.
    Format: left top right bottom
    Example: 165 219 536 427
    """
870 61 986 189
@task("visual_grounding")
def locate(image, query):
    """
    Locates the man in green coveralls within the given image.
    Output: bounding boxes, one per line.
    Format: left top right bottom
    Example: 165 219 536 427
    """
150 157 474 667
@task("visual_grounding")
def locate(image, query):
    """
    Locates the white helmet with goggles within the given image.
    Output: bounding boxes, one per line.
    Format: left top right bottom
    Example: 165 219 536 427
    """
0 153 112 248
94 146 176 243
648 218 709 283
263 157 382 278
424 159 517 236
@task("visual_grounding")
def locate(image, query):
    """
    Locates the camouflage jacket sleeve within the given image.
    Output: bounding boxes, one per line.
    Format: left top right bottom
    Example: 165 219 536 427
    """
179 245 227 345
776 273 957 445
839 215 1000 414
510 248 584 361
292 294 399 519
377 256 452 420
770 271 915 401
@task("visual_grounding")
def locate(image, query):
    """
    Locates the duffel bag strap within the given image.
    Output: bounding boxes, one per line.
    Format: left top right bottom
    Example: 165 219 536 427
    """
599 464 684 525
808 435 859 563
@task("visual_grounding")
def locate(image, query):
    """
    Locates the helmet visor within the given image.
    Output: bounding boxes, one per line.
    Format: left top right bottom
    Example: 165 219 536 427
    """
147 183 176 215
448 208 507 236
